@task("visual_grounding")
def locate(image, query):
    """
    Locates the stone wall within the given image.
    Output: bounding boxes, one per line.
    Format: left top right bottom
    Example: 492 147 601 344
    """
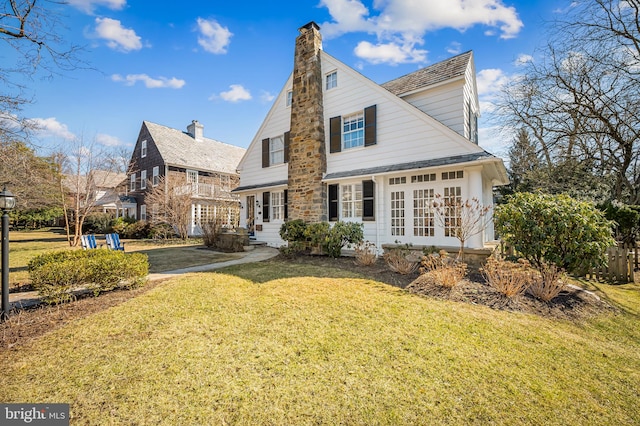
287 22 327 223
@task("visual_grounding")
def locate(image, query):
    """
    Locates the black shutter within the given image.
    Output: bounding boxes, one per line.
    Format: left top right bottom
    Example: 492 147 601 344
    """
284 189 288 220
328 184 339 221
362 180 375 221
364 105 377 147
330 116 342 153
284 131 290 163
262 192 270 222
262 138 270 168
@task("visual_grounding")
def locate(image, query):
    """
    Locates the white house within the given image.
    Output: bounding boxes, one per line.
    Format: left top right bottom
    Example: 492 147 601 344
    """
233 22 508 250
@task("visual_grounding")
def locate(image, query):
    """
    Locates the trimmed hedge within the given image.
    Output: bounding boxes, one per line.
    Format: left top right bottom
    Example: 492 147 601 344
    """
28 249 149 304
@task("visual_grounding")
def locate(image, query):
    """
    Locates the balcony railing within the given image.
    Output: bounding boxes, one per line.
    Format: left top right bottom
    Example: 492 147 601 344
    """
176 183 238 200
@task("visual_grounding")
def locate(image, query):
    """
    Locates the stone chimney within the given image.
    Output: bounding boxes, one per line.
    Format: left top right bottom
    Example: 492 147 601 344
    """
187 120 204 141
288 21 327 222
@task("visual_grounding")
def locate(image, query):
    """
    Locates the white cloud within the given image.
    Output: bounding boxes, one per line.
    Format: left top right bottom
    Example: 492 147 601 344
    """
260 91 275 103
320 0 523 65
68 0 126 13
95 18 143 52
515 54 533 66
354 40 427 64
27 117 77 141
196 18 233 54
219 84 252 102
111 74 186 89
476 68 509 97
446 42 462 55
95 133 124 147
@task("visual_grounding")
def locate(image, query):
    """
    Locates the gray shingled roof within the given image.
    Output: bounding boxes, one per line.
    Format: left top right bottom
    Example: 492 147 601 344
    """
381 51 472 96
323 152 494 180
144 121 246 174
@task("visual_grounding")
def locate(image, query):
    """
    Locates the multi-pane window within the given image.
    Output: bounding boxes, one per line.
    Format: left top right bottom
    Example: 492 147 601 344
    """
271 191 285 221
130 173 136 191
389 177 406 185
152 166 159 186
140 205 147 221
326 71 337 90
411 173 436 183
140 170 147 189
141 140 147 158
341 183 362 218
443 186 462 237
343 113 364 149
286 90 293 107
442 170 464 180
270 136 284 165
413 188 435 237
391 191 405 236
187 170 198 184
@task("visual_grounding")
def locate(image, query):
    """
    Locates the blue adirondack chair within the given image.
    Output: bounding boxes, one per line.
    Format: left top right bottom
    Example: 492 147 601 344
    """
106 233 125 251
80 234 99 250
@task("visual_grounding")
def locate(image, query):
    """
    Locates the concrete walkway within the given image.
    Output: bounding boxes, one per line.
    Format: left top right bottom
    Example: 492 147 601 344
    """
9 246 280 310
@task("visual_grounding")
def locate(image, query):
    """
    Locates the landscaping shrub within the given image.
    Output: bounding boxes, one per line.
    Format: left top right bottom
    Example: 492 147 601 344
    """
83 213 113 234
384 244 420 275
420 250 467 287
28 249 149 304
495 192 615 273
354 241 378 266
528 263 566 302
481 256 533 298
279 220 364 258
121 221 152 239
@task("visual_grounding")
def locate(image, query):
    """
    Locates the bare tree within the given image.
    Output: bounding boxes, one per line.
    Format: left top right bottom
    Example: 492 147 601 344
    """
432 196 491 261
1 0 84 138
143 175 192 240
496 0 640 204
56 137 122 246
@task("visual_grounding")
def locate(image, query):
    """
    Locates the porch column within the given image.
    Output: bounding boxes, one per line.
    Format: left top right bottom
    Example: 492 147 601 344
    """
467 166 484 248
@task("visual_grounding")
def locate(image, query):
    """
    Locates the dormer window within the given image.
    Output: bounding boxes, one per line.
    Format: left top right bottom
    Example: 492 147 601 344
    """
326 71 337 90
141 140 147 158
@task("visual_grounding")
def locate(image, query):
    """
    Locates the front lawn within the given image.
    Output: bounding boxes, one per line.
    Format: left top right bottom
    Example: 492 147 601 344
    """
0 261 638 425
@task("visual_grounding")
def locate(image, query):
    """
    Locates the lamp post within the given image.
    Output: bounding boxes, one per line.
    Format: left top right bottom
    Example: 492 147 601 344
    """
0 187 16 321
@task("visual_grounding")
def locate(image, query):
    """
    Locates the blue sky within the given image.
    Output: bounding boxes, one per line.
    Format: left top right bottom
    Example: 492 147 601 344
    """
9 0 567 159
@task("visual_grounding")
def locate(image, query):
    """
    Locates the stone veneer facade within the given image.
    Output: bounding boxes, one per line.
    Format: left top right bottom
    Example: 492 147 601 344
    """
287 22 327 222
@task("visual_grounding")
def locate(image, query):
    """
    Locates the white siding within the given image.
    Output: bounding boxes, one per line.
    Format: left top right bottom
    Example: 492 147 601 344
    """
400 81 466 136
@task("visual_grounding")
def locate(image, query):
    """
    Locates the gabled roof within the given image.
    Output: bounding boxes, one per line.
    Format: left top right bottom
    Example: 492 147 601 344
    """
90 170 126 188
144 121 246 174
381 51 472 96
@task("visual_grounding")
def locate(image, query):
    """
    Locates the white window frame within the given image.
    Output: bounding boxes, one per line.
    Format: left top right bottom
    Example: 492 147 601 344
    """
152 166 159 186
443 186 462 237
140 170 147 190
391 191 405 236
271 191 285 221
130 173 136 191
140 204 147 221
141 140 147 158
342 112 364 150
286 90 293 107
326 71 337 90
187 169 198 184
340 183 362 219
269 136 284 166
413 188 435 237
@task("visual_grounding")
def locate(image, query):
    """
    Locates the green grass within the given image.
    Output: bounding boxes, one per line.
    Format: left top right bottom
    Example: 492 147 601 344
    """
7 229 239 285
0 261 639 425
